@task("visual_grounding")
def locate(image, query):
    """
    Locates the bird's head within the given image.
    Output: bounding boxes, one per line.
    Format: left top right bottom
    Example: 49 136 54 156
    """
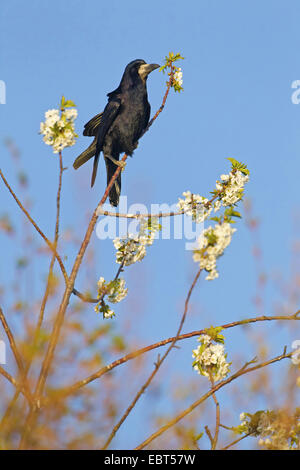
122 59 160 86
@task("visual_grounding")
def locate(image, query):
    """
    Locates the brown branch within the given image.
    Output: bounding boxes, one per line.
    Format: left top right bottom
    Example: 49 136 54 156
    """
37 151 64 331
140 62 174 137
209 374 220 450
73 63 175 303
0 366 18 388
19 152 128 448
204 426 214 446
221 432 251 450
101 267 202 449
1 153 65 430
0 168 69 285
0 307 24 375
49 311 300 403
0 307 32 406
72 260 125 304
134 349 293 450
97 209 185 219
19 68 173 449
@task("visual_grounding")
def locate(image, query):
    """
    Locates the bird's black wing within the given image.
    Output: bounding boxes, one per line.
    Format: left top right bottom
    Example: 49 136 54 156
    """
83 112 103 136
143 102 151 132
73 112 103 170
91 98 121 187
95 98 121 152
73 139 97 170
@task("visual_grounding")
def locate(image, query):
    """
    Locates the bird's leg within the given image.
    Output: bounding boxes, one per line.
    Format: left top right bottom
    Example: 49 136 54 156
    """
105 155 127 168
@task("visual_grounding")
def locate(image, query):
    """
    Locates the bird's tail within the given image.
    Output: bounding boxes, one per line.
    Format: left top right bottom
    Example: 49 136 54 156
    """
105 156 121 207
73 138 97 170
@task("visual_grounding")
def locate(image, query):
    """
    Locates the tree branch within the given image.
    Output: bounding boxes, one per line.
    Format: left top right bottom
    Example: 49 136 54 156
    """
134 350 293 449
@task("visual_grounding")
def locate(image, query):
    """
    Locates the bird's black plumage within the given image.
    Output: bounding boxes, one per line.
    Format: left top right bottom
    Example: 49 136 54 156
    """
73 59 159 206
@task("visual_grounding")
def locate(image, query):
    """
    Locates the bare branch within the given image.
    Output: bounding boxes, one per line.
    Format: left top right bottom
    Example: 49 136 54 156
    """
134 350 293 449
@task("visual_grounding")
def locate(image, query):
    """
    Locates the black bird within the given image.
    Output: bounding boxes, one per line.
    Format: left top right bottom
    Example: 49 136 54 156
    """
73 59 160 206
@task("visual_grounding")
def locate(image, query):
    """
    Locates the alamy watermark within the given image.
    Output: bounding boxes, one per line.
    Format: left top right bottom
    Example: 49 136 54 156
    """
0 340 6 364
291 340 300 365
291 80 300 104
96 196 204 251
0 80 6 104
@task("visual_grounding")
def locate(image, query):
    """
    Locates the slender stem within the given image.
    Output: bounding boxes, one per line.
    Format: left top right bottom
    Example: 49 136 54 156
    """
49 311 300 403
36 152 64 331
0 168 68 285
0 366 18 388
19 69 173 448
73 260 125 304
0 307 24 375
0 153 65 433
0 307 32 404
97 209 185 219
209 374 220 450
101 267 202 449
204 426 214 446
221 433 251 450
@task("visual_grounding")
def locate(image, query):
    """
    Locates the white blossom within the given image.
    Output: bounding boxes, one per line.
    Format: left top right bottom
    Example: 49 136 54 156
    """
177 191 212 223
113 218 160 266
113 235 147 266
217 170 249 206
94 276 128 319
96 276 128 304
220 174 230 182
102 306 115 319
64 108 78 120
40 103 78 154
173 67 183 87
213 200 221 213
238 410 300 449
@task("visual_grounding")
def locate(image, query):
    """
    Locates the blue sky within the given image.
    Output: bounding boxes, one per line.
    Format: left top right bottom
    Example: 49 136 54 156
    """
1 0 300 449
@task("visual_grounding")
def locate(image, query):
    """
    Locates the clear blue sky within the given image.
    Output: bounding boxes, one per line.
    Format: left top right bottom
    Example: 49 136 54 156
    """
1 0 300 448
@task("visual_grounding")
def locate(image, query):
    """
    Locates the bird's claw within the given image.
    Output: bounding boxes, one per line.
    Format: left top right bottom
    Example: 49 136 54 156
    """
106 156 127 169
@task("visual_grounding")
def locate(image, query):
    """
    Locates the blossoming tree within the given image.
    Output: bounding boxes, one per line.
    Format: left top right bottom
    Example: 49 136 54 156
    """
0 52 299 450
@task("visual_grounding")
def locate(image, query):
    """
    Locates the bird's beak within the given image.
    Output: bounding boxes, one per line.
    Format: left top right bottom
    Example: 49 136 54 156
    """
147 63 160 73
138 63 160 79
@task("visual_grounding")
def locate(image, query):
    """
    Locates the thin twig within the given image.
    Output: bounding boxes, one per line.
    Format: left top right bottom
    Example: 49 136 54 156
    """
209 374 220 450
0 168 68 285
0 307 32 405
221 432 251 450
134 350 293 449
19 66 173 449
0 366 18 388
1 153 65 430
73 260 125 304
37 151 64 331
204 426 214 446
97 209 185 219
49 311 300 403
0 307 24 375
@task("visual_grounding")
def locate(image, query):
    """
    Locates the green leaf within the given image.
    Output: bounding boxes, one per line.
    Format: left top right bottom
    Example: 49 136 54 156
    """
204 326 225 344
227 158 250 175
224 207 242 218
64 99 76 108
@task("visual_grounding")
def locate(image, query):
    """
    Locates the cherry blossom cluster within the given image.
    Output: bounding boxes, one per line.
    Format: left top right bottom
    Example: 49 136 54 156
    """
237 410 300 450
178 159 249 280
159 52 184 93
113 218 161 266
193 222 236 280
40 97 78 154
192 334 230 382
94 277 128 319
